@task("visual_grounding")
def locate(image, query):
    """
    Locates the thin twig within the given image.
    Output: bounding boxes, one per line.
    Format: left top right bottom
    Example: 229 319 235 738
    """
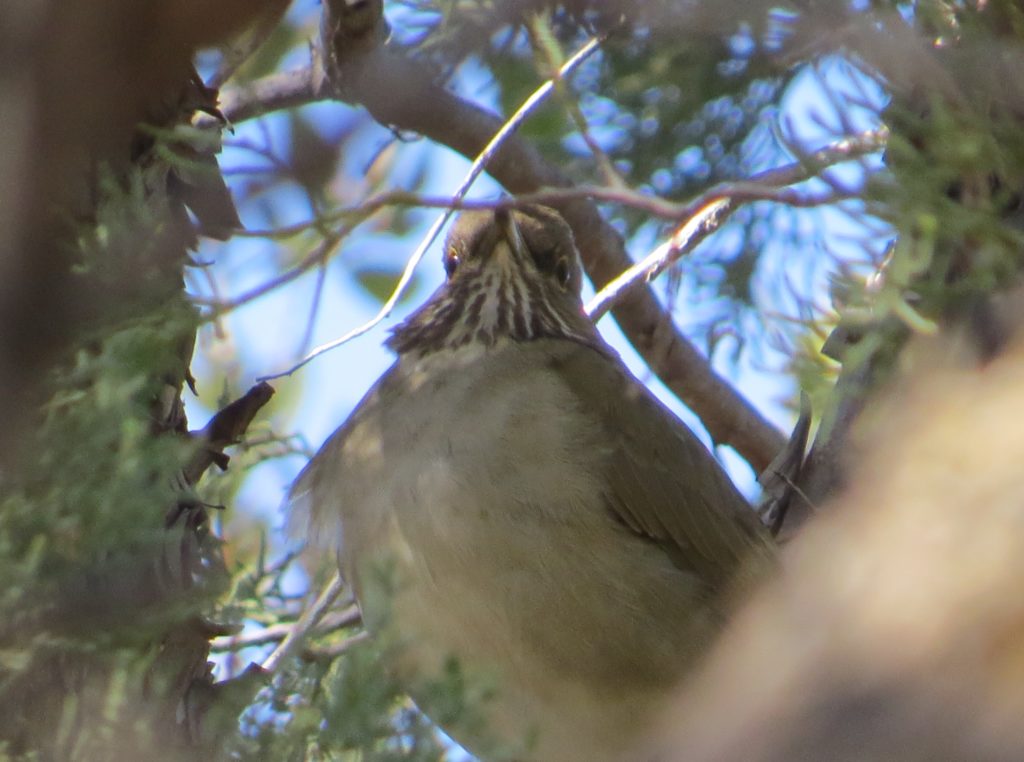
227 139 873 243
211 603 360 651
585 128 887 320
528 16 625 188
195 227 347 317
586 198 734 320
257 32 606 382
300 260 329 356
262 573 345 674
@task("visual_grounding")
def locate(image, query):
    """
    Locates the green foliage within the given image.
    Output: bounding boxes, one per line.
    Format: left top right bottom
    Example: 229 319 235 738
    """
875 95 1024 324
0 279 199 645
0 314 204 756
319 645 445 759
0 145 219 756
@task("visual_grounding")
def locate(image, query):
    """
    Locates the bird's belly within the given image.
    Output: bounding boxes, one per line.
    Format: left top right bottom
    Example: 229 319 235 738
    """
340 352 712 761
357 468 690 762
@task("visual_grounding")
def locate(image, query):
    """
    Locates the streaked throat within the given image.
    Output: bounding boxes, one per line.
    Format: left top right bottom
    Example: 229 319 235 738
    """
388 249 596 357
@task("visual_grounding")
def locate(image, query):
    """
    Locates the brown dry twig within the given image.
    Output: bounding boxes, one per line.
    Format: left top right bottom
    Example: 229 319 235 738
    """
182 381 276 485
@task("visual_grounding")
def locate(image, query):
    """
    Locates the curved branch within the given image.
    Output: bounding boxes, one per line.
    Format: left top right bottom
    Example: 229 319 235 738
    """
221 22 787 471
586 129 886 320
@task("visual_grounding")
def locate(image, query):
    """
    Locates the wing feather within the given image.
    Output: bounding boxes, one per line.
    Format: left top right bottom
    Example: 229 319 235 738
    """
551 342 773 590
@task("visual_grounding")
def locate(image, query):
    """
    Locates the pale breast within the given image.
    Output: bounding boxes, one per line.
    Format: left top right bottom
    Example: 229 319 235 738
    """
303 338 716 760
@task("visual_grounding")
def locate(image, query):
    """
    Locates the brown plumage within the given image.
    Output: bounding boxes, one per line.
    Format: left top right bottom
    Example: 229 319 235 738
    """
292 205 774 761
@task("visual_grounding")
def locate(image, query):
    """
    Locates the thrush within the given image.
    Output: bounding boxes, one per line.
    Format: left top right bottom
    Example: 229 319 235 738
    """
291 205 774 761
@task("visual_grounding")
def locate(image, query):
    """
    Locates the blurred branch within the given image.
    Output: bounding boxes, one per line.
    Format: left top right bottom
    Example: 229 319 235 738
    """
304 631 371 662
211 603 360 651
263 573 345 674
208 0 292 89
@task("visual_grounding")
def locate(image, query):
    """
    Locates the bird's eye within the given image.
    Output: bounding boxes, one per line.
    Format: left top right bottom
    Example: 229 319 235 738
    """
531 247 566 284
444 249 460 278
554 257 571 289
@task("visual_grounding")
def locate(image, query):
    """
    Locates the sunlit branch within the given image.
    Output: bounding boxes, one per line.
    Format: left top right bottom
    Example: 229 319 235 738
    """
586 198 734 321
586 128 887 320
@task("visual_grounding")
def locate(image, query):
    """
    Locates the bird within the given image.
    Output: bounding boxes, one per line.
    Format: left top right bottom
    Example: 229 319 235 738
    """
290 204 775 761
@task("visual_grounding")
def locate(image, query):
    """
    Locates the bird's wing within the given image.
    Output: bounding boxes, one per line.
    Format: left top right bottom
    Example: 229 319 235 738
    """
288 425 342 547
552 341 774 589
287 367 394 548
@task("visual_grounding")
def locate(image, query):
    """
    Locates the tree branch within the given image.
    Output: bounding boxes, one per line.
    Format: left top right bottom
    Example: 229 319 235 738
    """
222 26 789 471
220 68 317 124
586 129 886 320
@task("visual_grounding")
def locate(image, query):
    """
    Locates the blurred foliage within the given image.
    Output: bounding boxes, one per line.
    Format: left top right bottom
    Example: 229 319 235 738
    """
0 171 210 755
0 319 194 629
222 566 503 761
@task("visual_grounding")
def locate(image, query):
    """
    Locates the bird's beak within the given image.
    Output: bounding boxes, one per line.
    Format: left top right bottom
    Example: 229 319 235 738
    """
496 208 529 264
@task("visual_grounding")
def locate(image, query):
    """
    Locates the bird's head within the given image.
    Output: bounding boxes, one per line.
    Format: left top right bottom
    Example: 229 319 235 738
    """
388 205 597 356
